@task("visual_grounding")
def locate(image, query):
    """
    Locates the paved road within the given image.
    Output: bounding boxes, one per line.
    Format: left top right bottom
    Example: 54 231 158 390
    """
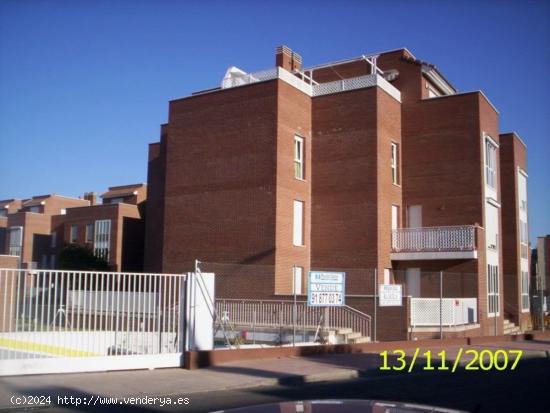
181 358 550 413
5 357 549 413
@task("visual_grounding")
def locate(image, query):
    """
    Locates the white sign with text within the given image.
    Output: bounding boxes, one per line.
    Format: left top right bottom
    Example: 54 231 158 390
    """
378 284 403 307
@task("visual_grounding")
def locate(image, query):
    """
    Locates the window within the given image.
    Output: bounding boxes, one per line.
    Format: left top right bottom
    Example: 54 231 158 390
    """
29 206 40 213
293 266 303 295
487 265 500 316
294 136 304 180
293 200 304 246
8 226 23 257
521 271 529 311
391 205 399 249
0 209 6 217
50 254 56 269
108 197 124 204
70 225 78 243
391 205 399 230
518 170 527 211
94 219 111 261
519 220 528 245
486 204 499 250
51 232 57 248
85 224 94 243
519 220 528 259
485 139 497 189
391 142 399 185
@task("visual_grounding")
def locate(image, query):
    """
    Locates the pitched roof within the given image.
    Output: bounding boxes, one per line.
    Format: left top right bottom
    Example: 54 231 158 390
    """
101 184 146 199
0 199 19 208
22 196 49 207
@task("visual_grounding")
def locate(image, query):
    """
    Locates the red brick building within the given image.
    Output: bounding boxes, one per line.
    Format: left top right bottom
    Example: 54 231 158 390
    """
1 194 89 268
144 46 529 340
0 185 146 272
499 133 531 331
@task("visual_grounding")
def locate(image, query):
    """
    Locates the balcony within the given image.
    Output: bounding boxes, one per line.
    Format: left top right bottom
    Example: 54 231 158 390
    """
391 225 478 261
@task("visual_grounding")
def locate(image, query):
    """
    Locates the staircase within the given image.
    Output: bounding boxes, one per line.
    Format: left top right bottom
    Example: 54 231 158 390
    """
503 318 522 335
334 328 371 344
216 299 372 345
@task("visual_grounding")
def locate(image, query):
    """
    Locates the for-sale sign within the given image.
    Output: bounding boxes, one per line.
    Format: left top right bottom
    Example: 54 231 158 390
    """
378 284 403 306
308 271 345 307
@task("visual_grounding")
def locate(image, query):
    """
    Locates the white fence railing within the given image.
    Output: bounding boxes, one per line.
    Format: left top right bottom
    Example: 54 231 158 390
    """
220 67 401 101
410 297 478 327
312 74 377 96
216 299 371 339
392 225 476 253
0 269 185 361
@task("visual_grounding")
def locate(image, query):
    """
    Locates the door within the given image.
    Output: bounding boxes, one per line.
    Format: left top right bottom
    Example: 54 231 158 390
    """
407 205 422 228
406 268 421 297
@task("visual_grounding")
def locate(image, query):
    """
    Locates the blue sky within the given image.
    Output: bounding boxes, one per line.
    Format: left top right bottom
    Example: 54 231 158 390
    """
0 0 548 244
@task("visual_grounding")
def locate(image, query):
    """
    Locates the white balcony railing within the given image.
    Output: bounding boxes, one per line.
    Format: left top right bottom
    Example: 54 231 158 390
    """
392 225 476 253
220 67 401 101
410 298 478 327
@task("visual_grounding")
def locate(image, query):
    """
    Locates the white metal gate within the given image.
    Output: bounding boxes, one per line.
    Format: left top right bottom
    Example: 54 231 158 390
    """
0 269 188 376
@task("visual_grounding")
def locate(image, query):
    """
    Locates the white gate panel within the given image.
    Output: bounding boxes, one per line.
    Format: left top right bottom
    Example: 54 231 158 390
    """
0 269 195 376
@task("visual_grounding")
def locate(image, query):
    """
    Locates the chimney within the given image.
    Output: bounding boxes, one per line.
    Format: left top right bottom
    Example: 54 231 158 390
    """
275 45 302 72
84 192 97 206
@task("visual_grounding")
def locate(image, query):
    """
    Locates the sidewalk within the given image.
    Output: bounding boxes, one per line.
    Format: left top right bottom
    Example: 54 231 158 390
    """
0 339 548 410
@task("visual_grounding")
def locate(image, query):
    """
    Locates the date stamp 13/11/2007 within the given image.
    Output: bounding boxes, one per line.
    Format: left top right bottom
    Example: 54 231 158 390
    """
379 348 523 373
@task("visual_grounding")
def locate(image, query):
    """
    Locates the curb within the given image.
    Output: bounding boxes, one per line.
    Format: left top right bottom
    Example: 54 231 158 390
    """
0 350 549 410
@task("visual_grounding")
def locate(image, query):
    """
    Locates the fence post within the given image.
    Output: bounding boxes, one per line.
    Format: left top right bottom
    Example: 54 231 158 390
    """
253 310 256 345
293 265 296 347
374 268 377 342
324 307 329 344
541 276 545 332
303 306 306 342
439 271 443 340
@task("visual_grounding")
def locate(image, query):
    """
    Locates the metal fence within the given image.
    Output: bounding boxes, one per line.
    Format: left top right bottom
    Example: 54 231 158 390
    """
216 298 371 343
410 298 477 327
0 268 186 375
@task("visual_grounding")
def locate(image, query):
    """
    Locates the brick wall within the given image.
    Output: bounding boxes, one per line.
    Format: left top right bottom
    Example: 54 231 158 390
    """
7 212 51 267
274 80 312 294
144 132 167 273
311 87 379 269
161 80 279 302
500 133 530 329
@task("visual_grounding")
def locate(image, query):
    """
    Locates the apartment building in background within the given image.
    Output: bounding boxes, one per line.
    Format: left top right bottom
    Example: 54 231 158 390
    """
1 194 90 268
0 185 146 272
535 235 549 307
499 133 531 331
144 45 530 340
